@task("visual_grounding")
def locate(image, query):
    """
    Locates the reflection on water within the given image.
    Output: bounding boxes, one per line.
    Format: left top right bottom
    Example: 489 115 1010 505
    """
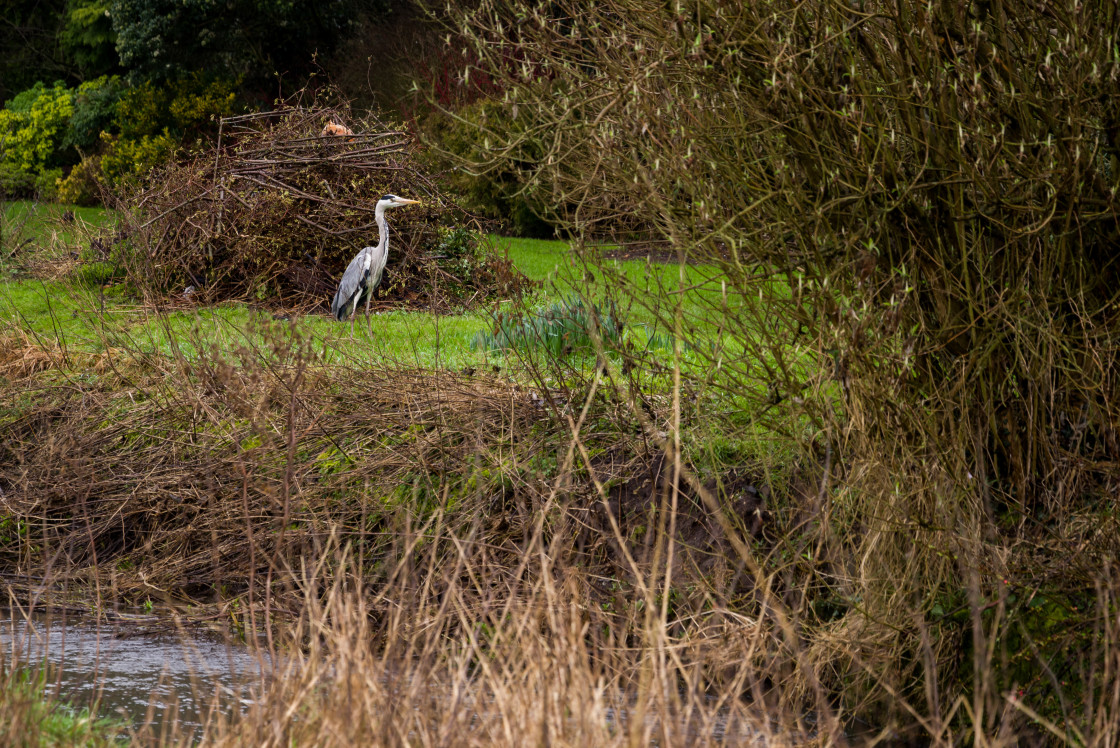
0 609 273 739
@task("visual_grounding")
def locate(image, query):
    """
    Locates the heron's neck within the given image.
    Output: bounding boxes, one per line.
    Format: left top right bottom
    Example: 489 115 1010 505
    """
375 205 389 253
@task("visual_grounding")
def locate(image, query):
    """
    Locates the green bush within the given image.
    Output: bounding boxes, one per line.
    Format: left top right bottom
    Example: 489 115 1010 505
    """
0 163 34 198
98 131 177 187
0 81 75 173
34 168 62 201
434 225 483 289
56 158 102 206
472 296 622 357
90 73 236 189
0 73 235 201
0 76 118 201
114 74 236 140
60 0 119 78
65 75 124 154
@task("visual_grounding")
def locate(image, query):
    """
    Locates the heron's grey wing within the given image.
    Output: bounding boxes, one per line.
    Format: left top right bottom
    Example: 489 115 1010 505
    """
331 249 372 320
367 243 389 293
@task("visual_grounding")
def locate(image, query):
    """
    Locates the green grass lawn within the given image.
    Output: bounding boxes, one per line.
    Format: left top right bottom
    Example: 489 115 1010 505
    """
2 201 115 264
2 201 805 472
2 202 743 375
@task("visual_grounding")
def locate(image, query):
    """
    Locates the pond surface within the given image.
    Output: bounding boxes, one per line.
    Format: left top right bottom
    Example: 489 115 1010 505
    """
1 608 274 740
0 607 791 745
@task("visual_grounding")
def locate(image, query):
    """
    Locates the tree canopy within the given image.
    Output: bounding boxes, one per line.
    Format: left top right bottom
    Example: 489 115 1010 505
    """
109 0 378 86
2 0 393 105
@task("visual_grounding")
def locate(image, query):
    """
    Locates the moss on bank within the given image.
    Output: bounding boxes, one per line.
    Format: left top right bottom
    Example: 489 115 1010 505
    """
0 667 124 747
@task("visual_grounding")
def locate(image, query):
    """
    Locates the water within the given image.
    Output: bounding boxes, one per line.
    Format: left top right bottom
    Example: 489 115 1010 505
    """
0 608 788 745
1 608 274 740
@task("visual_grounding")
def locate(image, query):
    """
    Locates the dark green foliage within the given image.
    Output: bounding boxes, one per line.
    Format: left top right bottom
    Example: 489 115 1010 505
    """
424 100 555 239
74 259 125 287
0 165 35 199
2 0 413 208
59 0 119 78
433 225 484 292
0 0 69 104
0 1 118 105
109 0 374 85
63 75 123 153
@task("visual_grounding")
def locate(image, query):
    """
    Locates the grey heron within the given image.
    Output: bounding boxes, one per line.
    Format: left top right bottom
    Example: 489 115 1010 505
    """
331 193 420 336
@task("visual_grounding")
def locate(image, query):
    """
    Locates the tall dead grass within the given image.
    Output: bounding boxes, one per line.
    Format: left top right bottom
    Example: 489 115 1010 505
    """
1 309 833 745
203 538 800 747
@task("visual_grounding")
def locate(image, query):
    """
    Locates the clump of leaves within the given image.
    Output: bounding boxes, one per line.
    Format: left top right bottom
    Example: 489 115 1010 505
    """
472 295 621 358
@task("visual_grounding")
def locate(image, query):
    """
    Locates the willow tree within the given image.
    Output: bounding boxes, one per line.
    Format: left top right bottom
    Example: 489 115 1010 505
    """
443 0 1120 738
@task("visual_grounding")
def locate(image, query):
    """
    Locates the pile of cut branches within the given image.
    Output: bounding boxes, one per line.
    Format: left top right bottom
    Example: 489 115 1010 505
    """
115 104 525 310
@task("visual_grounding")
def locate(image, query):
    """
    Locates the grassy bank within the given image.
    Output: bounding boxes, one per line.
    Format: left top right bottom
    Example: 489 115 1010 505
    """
4 197 1115 745
2 202 730 370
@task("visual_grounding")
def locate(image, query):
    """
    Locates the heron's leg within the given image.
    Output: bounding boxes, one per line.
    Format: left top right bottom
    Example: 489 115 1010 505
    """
349 297 358 339
365 290 374 335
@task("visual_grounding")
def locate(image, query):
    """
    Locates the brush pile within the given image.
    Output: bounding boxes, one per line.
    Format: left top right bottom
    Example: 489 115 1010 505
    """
0 323 763 627
116 105 525 309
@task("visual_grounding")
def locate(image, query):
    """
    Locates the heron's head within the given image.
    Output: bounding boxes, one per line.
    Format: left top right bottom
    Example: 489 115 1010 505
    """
378 194 421 210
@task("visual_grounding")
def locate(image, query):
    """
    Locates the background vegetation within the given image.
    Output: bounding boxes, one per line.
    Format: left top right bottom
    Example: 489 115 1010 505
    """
1 0 396 206
3 0 1120 744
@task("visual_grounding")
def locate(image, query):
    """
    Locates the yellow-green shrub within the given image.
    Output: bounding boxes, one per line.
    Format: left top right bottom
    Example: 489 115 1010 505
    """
168 79 237 133
0 73 236 202
0 81 75 173
56 158 102 206
114 74 236 140
95 74 236 190
98 131 177 187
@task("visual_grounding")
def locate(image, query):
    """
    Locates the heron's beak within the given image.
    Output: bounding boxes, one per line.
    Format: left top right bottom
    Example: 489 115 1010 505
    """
397 198 421 206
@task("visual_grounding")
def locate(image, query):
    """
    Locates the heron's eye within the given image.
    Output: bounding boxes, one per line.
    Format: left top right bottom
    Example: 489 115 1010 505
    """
382 194 395 201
